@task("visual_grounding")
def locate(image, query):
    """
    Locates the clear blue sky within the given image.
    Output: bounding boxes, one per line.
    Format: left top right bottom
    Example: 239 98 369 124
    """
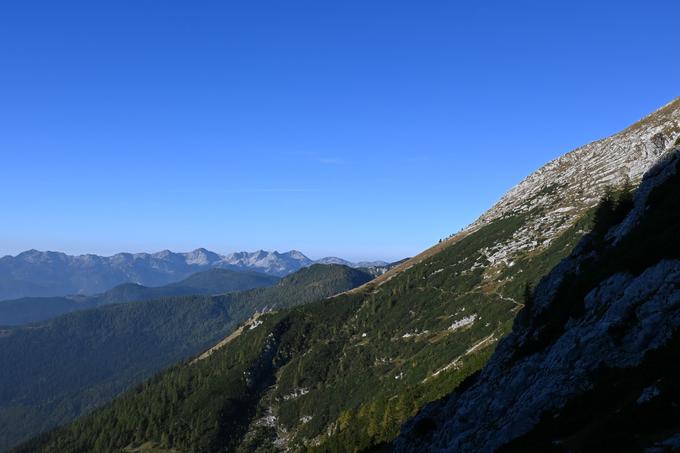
1 0 679 261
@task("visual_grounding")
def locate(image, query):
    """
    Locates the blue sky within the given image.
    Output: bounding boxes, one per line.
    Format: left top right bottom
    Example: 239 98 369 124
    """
1 0 679 261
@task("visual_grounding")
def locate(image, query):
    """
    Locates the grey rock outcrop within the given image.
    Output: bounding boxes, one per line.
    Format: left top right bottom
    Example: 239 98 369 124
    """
395 149 680 452
464 97 680 278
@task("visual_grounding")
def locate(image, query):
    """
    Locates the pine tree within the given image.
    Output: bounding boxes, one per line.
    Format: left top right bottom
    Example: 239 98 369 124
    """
593 186 616 235
522 282 533 311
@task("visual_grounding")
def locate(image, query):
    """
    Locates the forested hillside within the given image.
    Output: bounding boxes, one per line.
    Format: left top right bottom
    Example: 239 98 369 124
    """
0 265 370 452
0 268 279 326
18 206 596 452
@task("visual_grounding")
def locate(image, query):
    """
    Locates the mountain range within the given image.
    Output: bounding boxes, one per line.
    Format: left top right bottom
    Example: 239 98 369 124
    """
0 249 389 301
5 97 680 452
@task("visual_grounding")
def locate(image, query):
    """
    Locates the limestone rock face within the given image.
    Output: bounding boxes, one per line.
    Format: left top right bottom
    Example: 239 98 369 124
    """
395 148 680 452
464 97 680 276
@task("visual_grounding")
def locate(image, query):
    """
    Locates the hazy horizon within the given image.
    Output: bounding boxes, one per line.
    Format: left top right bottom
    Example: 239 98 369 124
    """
0 246 395 264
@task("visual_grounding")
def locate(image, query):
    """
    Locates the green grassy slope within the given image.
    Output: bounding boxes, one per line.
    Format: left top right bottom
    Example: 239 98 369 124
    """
0 265 370 452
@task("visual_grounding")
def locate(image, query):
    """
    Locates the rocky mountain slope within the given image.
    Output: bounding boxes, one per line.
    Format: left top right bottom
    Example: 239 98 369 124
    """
404 97 680 298
20 98 680 452
0 265 371 452
0 268 279 326
395 144 680 453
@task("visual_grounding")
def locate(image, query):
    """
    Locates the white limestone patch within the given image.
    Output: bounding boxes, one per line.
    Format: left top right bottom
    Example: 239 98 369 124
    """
449 314 478 331
282 388 309 401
